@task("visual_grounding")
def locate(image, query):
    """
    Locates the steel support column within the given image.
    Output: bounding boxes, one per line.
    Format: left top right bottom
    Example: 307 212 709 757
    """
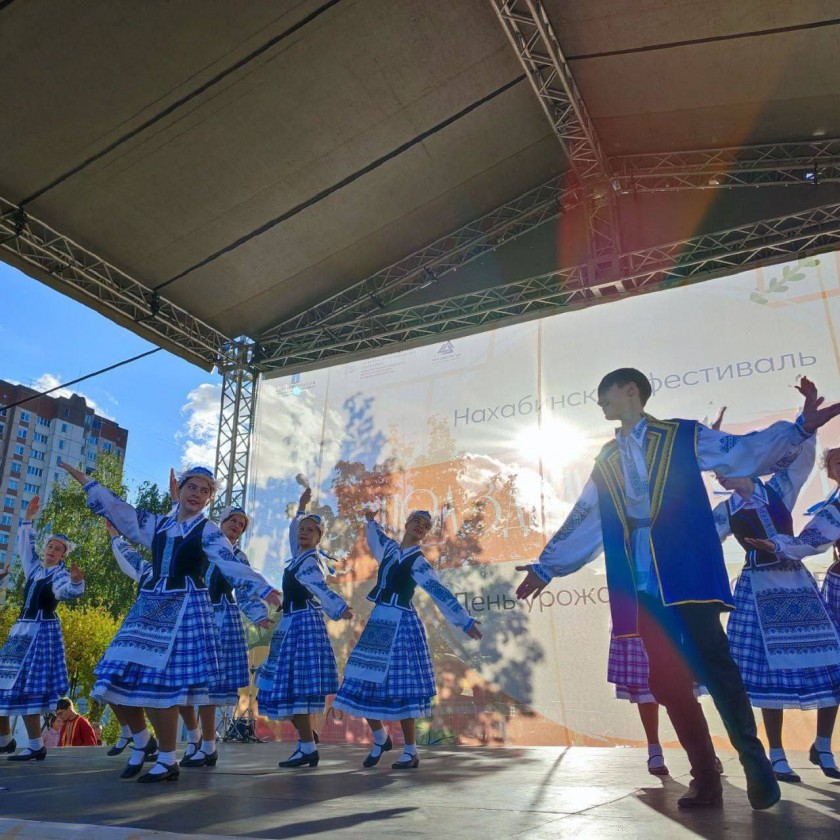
213 340 260 516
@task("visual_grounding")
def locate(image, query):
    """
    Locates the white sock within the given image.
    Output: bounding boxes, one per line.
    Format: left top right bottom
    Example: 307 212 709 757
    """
120 725 132 739
28 737 43 751
403 743 417 756
373 728 388 746
201 739 215 755
769 747 792 773
149 750 177 772
133 728 150 749
300 740 317 755
647 743 665 769
815 736 837 768
187 727 200 744
0 735 11 747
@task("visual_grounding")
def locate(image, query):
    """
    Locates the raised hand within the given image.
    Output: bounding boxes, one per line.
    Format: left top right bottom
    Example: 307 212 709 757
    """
466 620 482 640
744 537 776 552
299 487 312 509
68 561 85 584
104 520 120 539
0 564 10 581
169 468 179 501
364 508 377 522
711 406 727 431
515 565 549 600
799 376 840 433
59 462 87 485
25 495 40 522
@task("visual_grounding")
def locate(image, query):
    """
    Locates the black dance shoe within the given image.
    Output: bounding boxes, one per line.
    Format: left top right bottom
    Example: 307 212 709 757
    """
677 779 723 809
0 738 16 755
120 736 159 778
181 749 218 768
107 737 133 756
391 753 420 770
647 755 669 777
7 746 46 762
137 761 180 783
278 749 319 768
363 736 393 768
810 744 840 779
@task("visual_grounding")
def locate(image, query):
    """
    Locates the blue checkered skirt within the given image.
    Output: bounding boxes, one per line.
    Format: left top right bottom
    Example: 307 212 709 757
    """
607 636 655 704
208 597 251 706
92 584 221 709
0 617 69 716
824 572 840 624
256 608 338 718
728 566 840 709
333 610 436 719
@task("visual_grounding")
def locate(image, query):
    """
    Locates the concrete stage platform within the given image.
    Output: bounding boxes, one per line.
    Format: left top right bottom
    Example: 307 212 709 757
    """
1 744 838 839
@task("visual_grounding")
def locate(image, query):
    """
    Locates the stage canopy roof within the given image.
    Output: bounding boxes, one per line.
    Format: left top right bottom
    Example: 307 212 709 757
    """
3 0 840 373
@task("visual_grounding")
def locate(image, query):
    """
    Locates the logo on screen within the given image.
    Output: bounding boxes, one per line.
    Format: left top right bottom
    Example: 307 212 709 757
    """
437 341 455 356
291 373 301 384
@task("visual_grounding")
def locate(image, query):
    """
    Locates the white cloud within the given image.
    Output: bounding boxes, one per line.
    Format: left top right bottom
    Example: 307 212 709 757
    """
178 383 221 468
10 373 117 420
249 380 344 490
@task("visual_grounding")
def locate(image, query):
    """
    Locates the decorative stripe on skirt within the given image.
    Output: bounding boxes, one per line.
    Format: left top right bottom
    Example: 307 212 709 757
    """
256 608 338 719
333 610 435 720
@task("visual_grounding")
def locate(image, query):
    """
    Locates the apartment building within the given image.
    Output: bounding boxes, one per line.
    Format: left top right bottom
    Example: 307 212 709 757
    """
0 380 128 569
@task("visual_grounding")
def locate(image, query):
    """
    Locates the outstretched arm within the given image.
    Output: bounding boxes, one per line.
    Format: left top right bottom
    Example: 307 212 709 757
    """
412 556 481 638
106 522 150 583
365 512 399 563
231 548 270 626
16 496 42 580
62 464 158 548
202 521 281 609
516 480 603 600
52 562 85 601
294 554 352 621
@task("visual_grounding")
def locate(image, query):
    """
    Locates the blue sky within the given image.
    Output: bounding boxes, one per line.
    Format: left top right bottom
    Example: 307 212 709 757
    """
0 262 220 492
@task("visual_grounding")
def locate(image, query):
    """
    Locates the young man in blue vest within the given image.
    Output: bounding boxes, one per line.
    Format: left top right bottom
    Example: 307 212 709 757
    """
516 370 840 810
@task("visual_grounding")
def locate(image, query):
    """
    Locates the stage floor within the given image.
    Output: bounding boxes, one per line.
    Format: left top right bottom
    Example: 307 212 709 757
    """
1 744 838 839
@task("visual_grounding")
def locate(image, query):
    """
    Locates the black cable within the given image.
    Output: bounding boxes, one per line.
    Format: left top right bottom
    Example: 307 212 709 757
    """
19 0 344 206
566 18 840 61
1 348 162 412
155 73 527 291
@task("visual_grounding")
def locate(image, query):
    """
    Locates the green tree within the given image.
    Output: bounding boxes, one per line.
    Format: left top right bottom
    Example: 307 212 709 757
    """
58 603 121 698
32 455 172 619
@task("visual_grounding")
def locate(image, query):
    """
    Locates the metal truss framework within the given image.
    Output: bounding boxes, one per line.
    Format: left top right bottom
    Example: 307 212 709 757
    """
258 136 840 370
212 340 260 517
259 201 840 369
0 196 236 371
489 0 620 264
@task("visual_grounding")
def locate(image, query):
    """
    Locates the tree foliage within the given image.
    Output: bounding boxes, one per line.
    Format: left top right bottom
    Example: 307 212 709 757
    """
57 603 121 698
32 455 172 619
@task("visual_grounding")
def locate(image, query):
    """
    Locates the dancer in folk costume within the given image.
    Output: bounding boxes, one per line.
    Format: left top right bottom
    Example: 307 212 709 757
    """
179 505 272 768
746 443 840 779
333 507 482 770
711 392 840 783
60 462 280 783
256 488 352 769
103 521 156 760
516 370 840 810
0 496 85 761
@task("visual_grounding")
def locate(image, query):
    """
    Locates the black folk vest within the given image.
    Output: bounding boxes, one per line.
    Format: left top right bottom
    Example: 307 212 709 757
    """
367 546 423 611
146 518 209 591
727 482 793 568
281 551 320 615
19 567 60 620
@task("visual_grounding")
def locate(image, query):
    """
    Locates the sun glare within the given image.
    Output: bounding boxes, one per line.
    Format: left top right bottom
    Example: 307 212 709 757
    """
515 417 588 468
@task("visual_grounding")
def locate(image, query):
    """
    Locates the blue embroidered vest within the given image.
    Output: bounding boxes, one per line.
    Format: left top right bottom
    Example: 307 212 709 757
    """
147 518 209 591
281 551 319 615
19 567 60 620
727 483 793 568
367 547 423 611
592 417 734 637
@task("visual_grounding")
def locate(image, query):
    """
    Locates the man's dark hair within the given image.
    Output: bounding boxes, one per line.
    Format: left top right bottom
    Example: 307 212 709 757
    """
55 697 73 711
597 368 653 406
